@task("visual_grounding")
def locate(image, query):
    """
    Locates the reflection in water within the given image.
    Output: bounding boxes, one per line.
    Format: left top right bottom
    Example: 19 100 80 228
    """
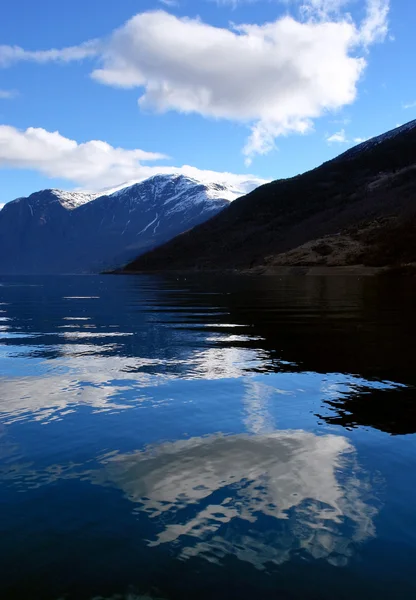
242 380 281 434
0 346 401 427
319 383 416 435
0 274 416 599
98 431 377 569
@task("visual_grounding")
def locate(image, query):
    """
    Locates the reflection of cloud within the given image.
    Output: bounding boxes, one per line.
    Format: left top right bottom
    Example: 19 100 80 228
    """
242 379 291 434
61 331 134 339
98 431 378 568
0 334 399 427
0 350 165 424
0 326 277 423
188 345 269 380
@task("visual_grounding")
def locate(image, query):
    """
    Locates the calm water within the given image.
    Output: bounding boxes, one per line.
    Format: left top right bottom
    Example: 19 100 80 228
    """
0 274 416 600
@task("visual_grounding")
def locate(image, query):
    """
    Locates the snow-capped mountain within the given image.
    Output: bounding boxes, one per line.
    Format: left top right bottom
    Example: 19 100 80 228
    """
1 188 96 217
0 174 241 274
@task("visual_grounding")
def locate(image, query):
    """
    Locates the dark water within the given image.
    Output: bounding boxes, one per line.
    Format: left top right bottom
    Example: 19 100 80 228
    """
0 274 416 600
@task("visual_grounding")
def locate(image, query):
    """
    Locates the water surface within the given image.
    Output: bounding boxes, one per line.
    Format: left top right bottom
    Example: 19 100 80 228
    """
0 274 416 599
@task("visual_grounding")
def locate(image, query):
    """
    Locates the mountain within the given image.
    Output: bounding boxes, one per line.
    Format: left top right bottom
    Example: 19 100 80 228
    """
0 189 97 275
0 174 241 274
122 120 416 273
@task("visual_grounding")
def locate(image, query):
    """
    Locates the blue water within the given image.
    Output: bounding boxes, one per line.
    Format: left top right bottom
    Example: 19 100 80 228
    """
0 274 416 599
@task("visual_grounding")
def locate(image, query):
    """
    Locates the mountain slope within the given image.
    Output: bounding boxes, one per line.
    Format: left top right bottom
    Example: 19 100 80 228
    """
60 175 235 273
122 120 416 273
0 175 238 274
0 190 95 274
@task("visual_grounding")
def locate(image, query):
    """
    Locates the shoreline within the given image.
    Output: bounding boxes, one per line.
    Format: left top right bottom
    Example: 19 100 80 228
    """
113 264 416 277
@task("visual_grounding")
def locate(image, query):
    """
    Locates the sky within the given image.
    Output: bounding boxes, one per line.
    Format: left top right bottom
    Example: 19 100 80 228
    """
0 0 415 203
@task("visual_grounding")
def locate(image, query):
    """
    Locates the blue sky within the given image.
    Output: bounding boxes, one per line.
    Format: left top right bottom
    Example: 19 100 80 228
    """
0 0 415 203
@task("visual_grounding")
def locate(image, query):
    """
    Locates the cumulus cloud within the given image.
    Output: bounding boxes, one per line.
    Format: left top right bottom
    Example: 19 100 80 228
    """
93 12 362 113
90 4 389 161
0 0 390 162
0 125 264 193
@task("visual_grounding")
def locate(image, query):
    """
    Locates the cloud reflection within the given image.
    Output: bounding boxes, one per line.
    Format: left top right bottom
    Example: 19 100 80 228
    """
97 431 378 569
0 350 163 423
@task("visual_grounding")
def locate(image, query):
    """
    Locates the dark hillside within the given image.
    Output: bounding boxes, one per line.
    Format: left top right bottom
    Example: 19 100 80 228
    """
123 121 416 272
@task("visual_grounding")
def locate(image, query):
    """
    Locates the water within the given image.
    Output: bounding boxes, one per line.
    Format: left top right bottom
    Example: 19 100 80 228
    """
0 274 416 599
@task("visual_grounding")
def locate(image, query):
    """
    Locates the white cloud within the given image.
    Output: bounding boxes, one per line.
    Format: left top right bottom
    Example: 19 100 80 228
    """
210 0 349 8
296 0 352 19
159 0 179 6
0 41 98 68
89 10 369 163
0 1 390 162
403 101 416 110
326 128 348 143
359 0 390 47
326 129 368 144
0 89 18 99
0 125 264 193
97 12 356 114
209 0 259 6
92 3 389 162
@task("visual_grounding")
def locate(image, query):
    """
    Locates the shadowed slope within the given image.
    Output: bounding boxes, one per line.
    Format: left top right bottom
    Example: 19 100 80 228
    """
123 120 416 272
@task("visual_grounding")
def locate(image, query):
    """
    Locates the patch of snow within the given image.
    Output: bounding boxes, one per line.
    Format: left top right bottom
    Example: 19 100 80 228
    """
104 173 250 204
51 189 99 209
122 219 131 236
138 213 159 235
102 174 236 223
203 181 244 202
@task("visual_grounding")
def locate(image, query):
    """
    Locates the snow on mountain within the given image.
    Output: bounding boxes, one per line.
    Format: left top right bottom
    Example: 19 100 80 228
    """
0 174 247 274
2 189 97 221
50 189 99 209
98 173 262 201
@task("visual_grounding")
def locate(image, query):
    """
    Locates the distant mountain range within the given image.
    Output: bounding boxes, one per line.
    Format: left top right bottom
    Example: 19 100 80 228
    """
123 120 416 273
0 174 246 274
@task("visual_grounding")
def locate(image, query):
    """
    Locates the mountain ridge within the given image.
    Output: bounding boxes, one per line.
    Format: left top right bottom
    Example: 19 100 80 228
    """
121 120 416 274
0 174 243 274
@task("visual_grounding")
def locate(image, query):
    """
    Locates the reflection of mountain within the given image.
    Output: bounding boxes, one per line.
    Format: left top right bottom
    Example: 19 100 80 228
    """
211 275 416 435
0 274 415 433
98 431 377 569
318 385 416 435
